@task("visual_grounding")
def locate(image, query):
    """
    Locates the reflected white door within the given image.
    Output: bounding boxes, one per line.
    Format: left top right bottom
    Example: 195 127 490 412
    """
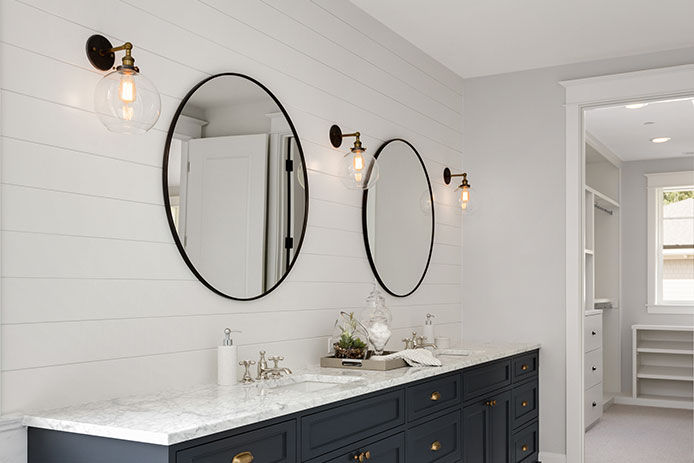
185 134 268 296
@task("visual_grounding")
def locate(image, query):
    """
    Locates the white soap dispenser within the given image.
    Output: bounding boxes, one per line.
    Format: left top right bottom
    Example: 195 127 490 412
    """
217 328 239 386
423 313 435 343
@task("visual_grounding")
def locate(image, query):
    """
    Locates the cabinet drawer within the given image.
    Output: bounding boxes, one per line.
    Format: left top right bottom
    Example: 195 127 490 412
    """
511 380 538 430
407 373 461 422
176 420 295 463
512 351 538 383
511 421 538 463
584 314 602 353
585 382 602 429
463 360 511 401
584 348 603 389
301 390 404 460
406 410 461 463
312 432 405 463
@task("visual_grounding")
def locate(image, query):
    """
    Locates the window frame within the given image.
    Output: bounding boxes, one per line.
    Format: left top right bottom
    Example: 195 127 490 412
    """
646 170 694 314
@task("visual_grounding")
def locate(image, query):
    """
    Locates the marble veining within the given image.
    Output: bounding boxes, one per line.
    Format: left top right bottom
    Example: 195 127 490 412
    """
22 342 540 445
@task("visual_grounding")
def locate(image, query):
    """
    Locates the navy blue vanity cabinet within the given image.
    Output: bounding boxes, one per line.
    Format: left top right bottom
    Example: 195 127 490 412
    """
462 350 540 463
27 349 539 463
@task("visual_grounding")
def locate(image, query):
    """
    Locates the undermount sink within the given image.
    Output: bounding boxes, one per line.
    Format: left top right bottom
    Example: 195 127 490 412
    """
262 374 363 393
436 348 477 357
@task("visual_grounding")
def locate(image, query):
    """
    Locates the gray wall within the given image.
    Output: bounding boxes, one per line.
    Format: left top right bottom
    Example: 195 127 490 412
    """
620 157 694 392
462 46 694 457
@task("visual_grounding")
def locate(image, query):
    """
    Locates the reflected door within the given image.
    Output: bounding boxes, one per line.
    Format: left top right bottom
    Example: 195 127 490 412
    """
185 134 268 295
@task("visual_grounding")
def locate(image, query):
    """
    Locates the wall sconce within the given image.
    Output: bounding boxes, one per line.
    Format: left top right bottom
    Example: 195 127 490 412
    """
443 168 474 212
330 124 380 190
86 34 161 134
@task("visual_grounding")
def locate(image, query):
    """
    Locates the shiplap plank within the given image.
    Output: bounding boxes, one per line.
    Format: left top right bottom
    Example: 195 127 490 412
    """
2 304 461 370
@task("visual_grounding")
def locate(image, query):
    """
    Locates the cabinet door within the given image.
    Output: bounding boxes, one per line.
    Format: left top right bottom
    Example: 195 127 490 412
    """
462 401 487 463
488 390 512 463
462 390 512 463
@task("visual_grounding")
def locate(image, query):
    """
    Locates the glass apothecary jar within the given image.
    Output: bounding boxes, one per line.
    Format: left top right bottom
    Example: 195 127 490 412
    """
360 283 392 355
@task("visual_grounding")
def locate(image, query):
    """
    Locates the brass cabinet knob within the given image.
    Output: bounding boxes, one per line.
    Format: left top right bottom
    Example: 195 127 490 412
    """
359 453 364 462
521 444 528 452
521 401 528 407
430 441 441 452
521 364 528 371
364 451 371 460
430 391 441 401
491 400 497 406
232 451 254 463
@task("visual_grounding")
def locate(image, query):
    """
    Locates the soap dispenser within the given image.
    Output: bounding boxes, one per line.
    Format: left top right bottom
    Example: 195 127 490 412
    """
423 313 435 343
217 328 240 386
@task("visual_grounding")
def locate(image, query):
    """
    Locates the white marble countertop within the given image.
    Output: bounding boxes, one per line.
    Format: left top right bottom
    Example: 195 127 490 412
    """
22 342 539 446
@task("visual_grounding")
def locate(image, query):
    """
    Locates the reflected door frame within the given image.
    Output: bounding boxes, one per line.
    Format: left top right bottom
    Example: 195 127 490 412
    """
560 64 694 463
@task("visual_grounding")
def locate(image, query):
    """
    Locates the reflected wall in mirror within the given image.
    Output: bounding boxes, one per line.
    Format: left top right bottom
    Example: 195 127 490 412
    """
163 74 309 300
363 139 434 297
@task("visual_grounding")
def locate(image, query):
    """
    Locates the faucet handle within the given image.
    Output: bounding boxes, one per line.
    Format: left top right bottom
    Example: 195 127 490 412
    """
239 360 256 383
268 356 284 368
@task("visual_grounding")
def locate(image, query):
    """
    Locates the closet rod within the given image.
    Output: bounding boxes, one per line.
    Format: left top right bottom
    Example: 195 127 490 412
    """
594 203 613 215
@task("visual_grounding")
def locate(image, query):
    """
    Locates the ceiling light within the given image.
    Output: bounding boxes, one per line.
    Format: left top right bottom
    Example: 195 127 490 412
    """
625 103 648 109
651 137 671 144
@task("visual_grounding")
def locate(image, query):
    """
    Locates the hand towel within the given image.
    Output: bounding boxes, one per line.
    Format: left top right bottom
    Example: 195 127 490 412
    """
371 349 441 367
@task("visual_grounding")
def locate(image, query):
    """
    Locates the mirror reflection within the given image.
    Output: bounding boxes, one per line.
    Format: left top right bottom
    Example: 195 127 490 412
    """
164 74 308 300
364 139 434 297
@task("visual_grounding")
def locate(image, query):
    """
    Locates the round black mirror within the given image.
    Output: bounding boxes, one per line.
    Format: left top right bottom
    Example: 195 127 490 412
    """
163 73 309 300
363 139 434 297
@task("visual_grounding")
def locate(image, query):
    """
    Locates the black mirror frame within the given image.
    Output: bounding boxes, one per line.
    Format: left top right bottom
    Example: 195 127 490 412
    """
162 73 310 301
362 138 435 297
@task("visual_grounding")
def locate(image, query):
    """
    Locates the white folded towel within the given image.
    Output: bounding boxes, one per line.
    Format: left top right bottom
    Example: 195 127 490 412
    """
371 349 442 367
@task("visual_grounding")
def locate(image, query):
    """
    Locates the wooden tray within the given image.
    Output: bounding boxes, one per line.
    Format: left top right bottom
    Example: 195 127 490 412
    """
320 352 407 371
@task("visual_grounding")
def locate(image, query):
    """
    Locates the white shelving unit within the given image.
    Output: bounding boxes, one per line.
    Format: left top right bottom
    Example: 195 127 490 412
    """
632 325 694 409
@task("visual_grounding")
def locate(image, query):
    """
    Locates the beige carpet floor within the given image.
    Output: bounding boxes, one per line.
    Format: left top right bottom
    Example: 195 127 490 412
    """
585 404 693 463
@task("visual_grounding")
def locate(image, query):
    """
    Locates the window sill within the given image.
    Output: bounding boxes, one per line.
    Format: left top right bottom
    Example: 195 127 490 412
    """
647 304 694 315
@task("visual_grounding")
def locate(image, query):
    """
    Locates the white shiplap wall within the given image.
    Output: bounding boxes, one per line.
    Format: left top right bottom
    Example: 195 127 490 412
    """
0 0 463 430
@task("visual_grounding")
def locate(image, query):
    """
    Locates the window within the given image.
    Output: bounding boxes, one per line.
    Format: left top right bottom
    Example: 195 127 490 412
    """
646 171 694 314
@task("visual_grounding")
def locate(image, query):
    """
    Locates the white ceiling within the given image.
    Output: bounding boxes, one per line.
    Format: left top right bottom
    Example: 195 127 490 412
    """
585 98 694 162
350 0 694 78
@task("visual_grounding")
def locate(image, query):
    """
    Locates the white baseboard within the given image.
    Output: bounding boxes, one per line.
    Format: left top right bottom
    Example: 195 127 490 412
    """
0 417 26 463
614 395 693 410
539 451 567 463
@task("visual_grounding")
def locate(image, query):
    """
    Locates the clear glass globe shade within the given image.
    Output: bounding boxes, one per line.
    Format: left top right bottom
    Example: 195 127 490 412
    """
341 150 380 190
458 186 478 214
94 67 161 134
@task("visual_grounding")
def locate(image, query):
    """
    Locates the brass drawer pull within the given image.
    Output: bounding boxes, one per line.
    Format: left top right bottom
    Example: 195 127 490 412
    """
430 441 441 451
430 391 441 401
484 399 497 407
521 401 528 407
232 451 254 463
521 364 528 371
521 444 528 452
354 451 371 462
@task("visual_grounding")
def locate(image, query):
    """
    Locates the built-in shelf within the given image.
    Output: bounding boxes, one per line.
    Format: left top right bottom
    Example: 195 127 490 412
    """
637 341 694 355
636 365 694 381
585 185 620 208
633 325 694 409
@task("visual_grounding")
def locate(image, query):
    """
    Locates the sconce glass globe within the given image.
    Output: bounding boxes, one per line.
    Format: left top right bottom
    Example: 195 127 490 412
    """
94 66 161 134
341 148 380 190
458 185 478 214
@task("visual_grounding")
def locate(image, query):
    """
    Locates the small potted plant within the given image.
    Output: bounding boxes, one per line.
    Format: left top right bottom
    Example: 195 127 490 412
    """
332 311 369 359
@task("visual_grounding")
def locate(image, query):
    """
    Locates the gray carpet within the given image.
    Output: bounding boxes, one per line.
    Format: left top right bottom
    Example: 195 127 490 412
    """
585 405 693 463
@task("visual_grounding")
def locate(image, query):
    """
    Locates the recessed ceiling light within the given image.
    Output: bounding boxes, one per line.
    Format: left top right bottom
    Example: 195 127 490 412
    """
651 137 671 144
625 103 648 109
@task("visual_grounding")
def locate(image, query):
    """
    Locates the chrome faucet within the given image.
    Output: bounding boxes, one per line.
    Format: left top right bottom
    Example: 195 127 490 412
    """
402 331 437 350
256 351 292 380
